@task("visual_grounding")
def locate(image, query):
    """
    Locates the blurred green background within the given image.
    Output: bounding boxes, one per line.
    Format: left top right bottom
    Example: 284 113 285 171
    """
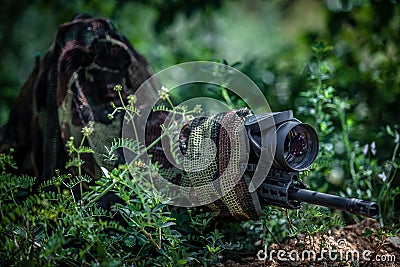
1 0 399 224
0 0 338 126
1 0 399 130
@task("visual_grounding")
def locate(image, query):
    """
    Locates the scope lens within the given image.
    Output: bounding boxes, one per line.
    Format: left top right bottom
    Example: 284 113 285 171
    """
284 125 312 167
275 122 318 171
286 132 307 158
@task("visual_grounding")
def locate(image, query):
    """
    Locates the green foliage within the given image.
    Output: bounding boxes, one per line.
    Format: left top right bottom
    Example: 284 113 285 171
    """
0 148 17 171
1 1 400 265
0 84 230 266
241 205 344 254
221 37 400 261
287 206 344 251
0 165 123 266
297 41 400 227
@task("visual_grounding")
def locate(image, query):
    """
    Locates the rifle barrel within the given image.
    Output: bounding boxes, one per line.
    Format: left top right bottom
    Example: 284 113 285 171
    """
289 188 379 218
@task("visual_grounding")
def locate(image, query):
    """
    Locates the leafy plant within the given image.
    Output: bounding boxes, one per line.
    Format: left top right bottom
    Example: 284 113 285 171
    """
361 227 399 267
1 83 249 266
298 42 400 227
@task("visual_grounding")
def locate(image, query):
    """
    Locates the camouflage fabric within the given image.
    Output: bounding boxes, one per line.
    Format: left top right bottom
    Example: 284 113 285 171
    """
178 111 261 220
0 15 261 220
0 14 154 183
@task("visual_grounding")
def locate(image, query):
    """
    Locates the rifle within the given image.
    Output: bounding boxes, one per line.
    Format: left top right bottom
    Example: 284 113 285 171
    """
244 110 379 218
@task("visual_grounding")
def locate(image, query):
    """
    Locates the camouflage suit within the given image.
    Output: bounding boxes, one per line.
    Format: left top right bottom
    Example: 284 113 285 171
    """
0 15 261 220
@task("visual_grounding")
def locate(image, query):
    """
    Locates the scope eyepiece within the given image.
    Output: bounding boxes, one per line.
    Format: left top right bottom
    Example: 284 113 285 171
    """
245 110 319 171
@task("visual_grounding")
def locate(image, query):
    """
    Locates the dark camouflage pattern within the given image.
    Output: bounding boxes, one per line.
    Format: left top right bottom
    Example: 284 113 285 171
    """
0 15 261 220
0 14 155 183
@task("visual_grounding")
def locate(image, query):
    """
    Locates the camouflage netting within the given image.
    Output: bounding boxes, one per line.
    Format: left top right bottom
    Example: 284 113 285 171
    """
0 15 261 221
144 109 262 220
0 14 154 183
180 111 261 220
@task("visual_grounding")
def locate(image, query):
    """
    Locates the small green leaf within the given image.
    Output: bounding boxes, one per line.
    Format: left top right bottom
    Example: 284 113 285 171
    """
386 125 394 136
175 259 188 266
152 203 166 213
97 241 106 261
362 228 373 237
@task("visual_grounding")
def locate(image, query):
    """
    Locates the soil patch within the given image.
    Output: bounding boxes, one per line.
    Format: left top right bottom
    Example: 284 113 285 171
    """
218 219 400 267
